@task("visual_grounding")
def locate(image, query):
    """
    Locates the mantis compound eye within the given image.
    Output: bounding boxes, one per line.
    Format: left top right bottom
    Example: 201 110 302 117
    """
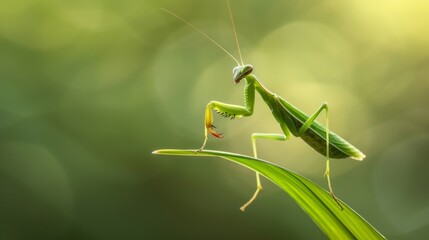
232 64 253 83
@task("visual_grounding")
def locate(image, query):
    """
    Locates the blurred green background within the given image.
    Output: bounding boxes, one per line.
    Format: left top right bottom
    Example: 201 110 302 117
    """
0 0 428 239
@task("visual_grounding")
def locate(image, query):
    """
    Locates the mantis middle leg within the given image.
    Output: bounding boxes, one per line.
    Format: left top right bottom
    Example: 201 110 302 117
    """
240 133 287 212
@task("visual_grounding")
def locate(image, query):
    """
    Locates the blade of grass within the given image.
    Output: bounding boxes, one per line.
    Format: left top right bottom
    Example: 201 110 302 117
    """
153 149 385 239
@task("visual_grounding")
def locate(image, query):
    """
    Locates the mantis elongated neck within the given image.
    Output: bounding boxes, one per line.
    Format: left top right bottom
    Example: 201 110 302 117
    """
246 74 274 100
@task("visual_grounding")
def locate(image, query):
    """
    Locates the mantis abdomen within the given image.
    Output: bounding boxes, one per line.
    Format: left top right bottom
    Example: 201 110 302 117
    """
275 96 365 160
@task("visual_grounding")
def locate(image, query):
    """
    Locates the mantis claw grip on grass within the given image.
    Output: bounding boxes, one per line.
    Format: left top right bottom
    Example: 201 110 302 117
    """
164 0 365 211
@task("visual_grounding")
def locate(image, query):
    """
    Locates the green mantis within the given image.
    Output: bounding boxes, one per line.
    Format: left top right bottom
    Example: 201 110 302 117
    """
163 0 365 211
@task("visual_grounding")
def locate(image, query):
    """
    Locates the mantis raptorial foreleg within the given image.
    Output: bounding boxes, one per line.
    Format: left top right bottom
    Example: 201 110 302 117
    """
198 81 255 151
198 101 253 151
240 133 287 212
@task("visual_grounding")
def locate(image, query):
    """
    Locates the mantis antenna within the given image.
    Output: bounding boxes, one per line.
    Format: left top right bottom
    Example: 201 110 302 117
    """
161 8 241 66
227 0 244 65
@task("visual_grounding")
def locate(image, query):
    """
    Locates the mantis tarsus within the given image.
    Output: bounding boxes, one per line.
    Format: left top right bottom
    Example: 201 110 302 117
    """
163 0 365 211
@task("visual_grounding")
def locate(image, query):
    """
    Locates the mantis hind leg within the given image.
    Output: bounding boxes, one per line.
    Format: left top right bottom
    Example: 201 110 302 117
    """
297 102 343 210
240 133 287 211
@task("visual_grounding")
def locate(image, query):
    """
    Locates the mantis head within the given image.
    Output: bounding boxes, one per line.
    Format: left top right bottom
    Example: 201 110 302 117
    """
233 64 253 84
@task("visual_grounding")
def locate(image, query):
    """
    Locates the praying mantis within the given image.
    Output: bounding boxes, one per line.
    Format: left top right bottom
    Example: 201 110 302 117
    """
163 0 365 211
